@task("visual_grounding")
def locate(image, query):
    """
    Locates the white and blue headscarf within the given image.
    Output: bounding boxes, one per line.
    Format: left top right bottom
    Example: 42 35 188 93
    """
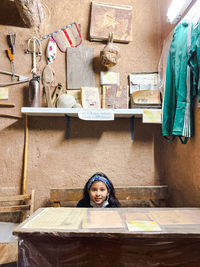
87 175 111 191
87 175 111 208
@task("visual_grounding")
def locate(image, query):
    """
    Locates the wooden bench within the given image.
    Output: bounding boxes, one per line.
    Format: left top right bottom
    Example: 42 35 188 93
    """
0 190 35 219
50 186 168 207
0 190 35 265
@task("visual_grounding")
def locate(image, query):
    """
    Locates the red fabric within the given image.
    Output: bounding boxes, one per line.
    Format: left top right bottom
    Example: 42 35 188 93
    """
63 29 72 46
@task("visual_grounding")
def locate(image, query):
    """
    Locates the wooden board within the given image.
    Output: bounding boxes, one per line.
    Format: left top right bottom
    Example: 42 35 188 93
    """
0 205 30 213
102 85 129 109
0 190 35 216
66 46 95 89
90 2 132 43
50 186 169 207
0 194 31 202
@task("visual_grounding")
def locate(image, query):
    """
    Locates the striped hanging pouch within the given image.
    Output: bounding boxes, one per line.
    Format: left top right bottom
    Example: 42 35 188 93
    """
52 23 82 52
40 22 82 53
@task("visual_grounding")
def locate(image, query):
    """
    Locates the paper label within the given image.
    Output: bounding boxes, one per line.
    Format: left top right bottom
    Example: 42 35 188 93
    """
0 87 8 99
126 220 162 232
100 72 120 85
143 109 162 123
78 109 114 121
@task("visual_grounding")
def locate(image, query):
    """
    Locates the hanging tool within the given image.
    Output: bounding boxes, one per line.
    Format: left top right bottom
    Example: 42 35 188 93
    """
42 64 55 107
25 37 42 107
0 70 29 86
52 83 64 107
6 33 16 81
25 37 42 77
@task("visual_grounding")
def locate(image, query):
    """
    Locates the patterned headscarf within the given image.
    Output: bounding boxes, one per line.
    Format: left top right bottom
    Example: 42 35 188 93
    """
87 175 111 191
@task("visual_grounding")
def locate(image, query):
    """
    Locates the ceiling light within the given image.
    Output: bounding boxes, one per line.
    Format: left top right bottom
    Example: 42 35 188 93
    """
167 0 194 24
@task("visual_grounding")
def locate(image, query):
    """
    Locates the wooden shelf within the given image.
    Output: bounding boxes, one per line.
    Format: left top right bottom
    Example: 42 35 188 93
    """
21 107 161 119
21 107 162 139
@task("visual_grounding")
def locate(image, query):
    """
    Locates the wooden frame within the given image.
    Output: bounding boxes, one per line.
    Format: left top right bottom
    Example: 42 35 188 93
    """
0 190 35 218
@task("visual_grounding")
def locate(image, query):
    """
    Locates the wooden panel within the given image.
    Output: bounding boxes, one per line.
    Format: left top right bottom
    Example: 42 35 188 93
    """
115 186 169 200
0 205 30 213
90 2 132 43
50 186 169 204
66 46 95 89
0 190 34 221
51 188 83 202
0 194 31 202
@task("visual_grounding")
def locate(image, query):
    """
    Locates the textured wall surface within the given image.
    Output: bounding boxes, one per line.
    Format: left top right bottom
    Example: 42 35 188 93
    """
0 0 171 210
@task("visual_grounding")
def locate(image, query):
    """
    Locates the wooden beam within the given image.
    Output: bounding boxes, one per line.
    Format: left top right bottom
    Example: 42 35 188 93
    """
0 194 31 202
0 205 30 213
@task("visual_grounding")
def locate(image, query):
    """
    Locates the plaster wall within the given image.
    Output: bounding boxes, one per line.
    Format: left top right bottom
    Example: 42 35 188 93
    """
0 0 165 210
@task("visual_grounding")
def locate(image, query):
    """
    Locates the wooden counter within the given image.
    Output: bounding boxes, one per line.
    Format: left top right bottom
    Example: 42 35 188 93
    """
14 207 200 267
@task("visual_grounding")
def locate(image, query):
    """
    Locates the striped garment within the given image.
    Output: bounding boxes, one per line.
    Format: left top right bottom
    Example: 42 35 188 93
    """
162 21 200 143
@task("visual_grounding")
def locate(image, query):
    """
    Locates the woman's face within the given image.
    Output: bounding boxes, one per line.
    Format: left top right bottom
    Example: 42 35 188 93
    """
89 181 108 205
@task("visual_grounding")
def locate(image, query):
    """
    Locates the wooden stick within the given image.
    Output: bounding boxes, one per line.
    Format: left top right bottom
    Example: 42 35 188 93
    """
30 190 35 215
22 114 28 195
0 113 21 119
0 103 15 107
44 85 53 107
21 114 29 222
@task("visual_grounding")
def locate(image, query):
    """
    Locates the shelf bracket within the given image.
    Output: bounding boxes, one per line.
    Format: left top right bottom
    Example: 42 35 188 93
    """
65 115 70 139
130 116 134 141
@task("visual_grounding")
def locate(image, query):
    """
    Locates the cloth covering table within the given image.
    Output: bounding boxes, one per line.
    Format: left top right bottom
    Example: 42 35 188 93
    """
13 207 200 267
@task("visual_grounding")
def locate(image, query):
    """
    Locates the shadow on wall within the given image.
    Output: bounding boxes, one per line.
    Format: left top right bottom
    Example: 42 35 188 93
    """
26 116 159 142
0 0 27 27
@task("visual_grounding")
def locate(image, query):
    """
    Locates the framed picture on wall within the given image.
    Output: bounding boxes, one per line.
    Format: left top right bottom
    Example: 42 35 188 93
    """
90 2 132 43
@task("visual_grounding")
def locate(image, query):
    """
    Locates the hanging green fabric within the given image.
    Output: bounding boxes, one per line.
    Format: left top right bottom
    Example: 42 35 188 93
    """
162 21 197 143
188 21 200 101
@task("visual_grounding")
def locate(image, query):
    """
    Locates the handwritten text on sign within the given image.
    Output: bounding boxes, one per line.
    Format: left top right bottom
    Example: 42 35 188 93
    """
78 109 114 121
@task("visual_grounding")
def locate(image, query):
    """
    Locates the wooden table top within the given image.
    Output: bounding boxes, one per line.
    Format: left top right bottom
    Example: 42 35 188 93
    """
13 207 200 239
